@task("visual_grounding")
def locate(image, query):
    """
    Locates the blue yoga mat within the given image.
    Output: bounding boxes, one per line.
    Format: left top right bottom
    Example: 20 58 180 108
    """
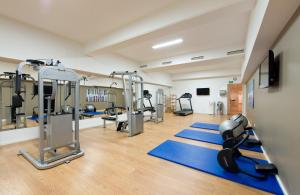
27 115 47 121
83 111 105 115
148 140 283 195
191 122 220 130
191 122 254 135
175 129 262 153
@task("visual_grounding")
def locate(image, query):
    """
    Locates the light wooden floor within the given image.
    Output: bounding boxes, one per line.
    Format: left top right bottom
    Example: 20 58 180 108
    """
0 113 269 195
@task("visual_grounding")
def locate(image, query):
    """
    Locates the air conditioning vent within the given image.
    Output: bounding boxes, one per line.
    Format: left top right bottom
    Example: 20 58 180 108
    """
139 64 148 68
191 56 204 61
227 49 244 55
162 61 172 65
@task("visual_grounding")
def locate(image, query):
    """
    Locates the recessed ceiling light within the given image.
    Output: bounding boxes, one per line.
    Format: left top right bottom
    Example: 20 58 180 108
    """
191 56 204 61
152 38 183 49
227 49 244 55
161 61 172 65
139 64 148 68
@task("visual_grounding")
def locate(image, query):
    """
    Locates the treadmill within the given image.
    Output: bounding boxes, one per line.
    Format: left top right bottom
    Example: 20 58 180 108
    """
174 93 193 116
143 90 155 113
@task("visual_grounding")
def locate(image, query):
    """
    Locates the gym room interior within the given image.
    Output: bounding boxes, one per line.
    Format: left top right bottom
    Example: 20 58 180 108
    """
0 0 299 194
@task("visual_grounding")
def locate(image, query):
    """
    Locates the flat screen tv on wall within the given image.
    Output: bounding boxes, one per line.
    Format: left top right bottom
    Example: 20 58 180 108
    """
197 88 210 95
259 50 280 88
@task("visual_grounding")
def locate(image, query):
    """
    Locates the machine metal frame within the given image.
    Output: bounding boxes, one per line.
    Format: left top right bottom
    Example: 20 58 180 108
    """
109 71 144 136
174 93 193 116
17 59 84 169
143 89 164 123
155 88 164 123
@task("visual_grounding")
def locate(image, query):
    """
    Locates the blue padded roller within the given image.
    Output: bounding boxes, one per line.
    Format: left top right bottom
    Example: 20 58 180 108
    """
175 129 262 153
148 140 283 195
191 122 254 135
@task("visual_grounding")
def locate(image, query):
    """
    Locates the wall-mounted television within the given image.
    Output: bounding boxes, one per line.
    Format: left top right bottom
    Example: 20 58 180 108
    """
259 50 280 88
197 88 210 95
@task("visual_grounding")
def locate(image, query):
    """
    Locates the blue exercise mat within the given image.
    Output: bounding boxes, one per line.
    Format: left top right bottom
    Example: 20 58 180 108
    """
148 140 283 195
191 122 220 130
27 115 47 121
175 129 262 153
191 122 254 135
83 111 105 115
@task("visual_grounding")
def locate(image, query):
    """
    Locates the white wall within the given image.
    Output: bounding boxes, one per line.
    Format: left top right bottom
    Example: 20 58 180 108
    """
245 12 300 195
171 76 240 114
0 61 17 72
0 15 172 87
0 16 83 60
0 117 113 146
0 60 38 78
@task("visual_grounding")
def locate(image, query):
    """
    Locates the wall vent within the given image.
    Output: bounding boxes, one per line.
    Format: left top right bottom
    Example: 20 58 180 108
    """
191 56 204 61
227 49 244 55
161 61 172 65
139 64 148 68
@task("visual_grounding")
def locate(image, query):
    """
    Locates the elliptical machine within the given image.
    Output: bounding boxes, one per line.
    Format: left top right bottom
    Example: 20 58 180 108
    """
218 115 278 179
217 127 278 179
219 114 262 149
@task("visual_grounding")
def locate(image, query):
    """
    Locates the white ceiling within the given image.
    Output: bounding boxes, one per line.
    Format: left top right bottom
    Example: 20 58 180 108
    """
0 0 258 79
0 0 178 43
113 8 251 63
146 55 244 74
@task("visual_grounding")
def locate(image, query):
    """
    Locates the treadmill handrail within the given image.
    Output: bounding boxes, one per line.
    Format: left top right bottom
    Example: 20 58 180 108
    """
174 93 193 114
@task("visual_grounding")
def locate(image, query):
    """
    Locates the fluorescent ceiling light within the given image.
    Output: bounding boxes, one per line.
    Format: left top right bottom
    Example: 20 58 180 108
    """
152 38 183 49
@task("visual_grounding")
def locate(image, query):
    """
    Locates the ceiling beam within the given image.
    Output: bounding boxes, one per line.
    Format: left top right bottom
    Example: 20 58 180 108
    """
241 0 300 83
141 46 244 72
84 0 246 56
171 68 241 81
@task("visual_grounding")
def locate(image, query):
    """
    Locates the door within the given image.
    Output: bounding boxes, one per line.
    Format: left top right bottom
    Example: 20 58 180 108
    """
227 84 243 115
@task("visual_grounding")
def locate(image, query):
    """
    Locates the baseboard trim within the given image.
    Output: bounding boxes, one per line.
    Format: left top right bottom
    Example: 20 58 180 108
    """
253 131 289 195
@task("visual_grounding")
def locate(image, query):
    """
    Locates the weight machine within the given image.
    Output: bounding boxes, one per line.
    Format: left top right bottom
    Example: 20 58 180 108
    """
0 72 34 130
155 88 164 123
108 71 144 137
17 59 84 169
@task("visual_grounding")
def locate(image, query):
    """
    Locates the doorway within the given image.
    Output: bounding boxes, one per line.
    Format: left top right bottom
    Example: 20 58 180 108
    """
227 84 243 115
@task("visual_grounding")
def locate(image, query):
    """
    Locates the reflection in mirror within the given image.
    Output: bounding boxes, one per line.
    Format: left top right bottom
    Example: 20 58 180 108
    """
1 75 125 131
0 73 32 131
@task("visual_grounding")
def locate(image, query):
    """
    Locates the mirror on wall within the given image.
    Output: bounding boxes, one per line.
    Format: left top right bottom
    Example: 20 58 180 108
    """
0 78 124 131
0 76 30 131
